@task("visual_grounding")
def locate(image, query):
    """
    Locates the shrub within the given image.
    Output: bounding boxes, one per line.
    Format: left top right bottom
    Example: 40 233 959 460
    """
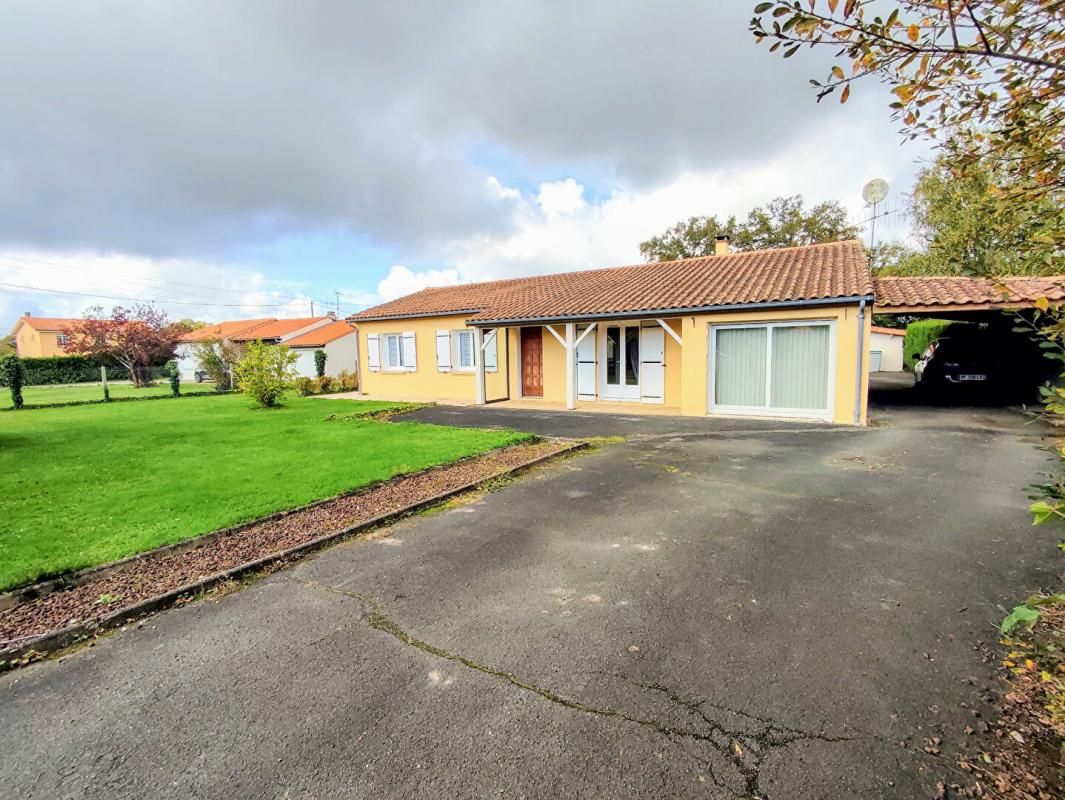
233 341 297 408
314 349 327 378
293 376 313 396
1 355 24 409
903 319 953 370
164 359 181 397
191 339 239 391
336 369 358 391
316 375 334 394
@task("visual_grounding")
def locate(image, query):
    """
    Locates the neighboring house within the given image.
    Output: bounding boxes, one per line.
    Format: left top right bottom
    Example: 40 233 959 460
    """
176 316 343 381
9 314 83 357
351 239 875 424
175 318 275 381
284 320 359 378
869 326 905 372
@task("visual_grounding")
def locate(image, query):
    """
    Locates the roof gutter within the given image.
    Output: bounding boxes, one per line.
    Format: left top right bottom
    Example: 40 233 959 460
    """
465 295 875 327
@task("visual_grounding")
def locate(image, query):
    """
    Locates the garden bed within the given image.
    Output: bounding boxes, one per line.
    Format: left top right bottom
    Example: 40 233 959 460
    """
0 438 582 667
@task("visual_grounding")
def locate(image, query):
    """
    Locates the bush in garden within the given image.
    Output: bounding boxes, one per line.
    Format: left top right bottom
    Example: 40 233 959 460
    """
1 355 24 409
191 339 239 391
233 341 297 408
314 349 327 378
316 375 334 394
903 319 954 370
164 359 180 397
336 370 358 391
293 376 313 396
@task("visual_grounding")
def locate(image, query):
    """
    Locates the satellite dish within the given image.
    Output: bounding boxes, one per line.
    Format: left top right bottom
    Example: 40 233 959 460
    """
862 178 889 205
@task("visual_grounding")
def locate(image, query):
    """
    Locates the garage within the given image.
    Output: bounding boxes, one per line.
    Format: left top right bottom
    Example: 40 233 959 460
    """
709 319 835 420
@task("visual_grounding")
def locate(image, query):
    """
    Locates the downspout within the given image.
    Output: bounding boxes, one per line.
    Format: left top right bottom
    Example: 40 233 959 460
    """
853 299 866 425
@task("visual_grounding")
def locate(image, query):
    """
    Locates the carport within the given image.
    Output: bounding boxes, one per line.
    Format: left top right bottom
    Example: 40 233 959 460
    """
870 275 1065 406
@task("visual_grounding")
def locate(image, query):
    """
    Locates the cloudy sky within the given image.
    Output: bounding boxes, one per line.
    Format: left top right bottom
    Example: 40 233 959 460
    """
0 0 928 324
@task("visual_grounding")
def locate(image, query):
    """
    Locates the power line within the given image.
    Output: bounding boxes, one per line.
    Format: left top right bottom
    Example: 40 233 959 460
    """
0 253 318 305
0 254 369 312
0 280 316 309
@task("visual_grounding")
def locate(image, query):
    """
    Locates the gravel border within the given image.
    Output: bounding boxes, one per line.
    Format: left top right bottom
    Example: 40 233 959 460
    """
0 439 586 670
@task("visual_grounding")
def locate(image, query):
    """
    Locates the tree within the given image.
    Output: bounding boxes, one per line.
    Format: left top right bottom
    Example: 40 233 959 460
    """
639 195 859 262
0 335 15 358
61 305 181 387
233 341 297 408
174 318 208 334
751 0 1065 273
190 339 240 391
313 349 327 378
1 355 24 410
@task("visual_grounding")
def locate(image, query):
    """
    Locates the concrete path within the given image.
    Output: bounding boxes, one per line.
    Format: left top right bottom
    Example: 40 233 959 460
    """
1 405 1058 798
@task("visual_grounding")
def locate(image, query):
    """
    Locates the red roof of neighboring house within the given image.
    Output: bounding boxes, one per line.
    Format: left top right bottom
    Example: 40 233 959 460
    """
178 319 275 343
870 325 905 336
229 317 332 342
873 276 1065 310
284 320 356 348
10 315 83 334
351 240 873 324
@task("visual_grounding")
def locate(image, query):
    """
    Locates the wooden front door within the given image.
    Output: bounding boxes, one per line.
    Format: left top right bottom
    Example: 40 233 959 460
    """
520 327 543 397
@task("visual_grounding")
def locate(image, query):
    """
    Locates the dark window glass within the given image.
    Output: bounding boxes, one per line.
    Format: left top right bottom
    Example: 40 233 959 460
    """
625 326 639 385
606 326 619 384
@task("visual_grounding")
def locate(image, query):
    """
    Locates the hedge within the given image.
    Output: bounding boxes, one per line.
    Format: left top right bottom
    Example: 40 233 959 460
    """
903 320 954 370
0 356 119 387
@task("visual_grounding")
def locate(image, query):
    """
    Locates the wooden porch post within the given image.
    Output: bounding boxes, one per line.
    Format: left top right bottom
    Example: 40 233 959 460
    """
565 322 576 410
474 327 486 405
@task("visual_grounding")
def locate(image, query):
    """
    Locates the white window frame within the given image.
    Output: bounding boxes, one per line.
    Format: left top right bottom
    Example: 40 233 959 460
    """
380 332 416 372
451 330 475 372
707 319 836 421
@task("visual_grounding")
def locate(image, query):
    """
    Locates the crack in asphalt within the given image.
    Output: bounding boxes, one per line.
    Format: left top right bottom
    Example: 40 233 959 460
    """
300 579 859 799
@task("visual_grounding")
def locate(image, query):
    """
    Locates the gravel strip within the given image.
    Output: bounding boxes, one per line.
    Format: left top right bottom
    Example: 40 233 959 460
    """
0 440 571 646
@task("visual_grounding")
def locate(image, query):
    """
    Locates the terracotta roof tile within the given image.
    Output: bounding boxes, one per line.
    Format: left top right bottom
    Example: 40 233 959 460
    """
351 240 872 324
11 316 84 333
870 325 905 336
873 276 1065 309
178 319 276 342
229 317 332 341
284 320 356 347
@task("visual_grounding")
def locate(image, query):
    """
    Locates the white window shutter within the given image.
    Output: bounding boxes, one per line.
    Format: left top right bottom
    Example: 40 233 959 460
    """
483 330 498 373
436 330 452 372
401 332 417 371
366 333 381 372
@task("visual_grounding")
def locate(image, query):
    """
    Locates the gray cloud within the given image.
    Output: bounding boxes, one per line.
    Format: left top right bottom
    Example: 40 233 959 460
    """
0 0 859 257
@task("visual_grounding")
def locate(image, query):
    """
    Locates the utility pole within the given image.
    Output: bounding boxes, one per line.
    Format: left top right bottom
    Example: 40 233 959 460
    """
335 291 341 318
310 300 315 316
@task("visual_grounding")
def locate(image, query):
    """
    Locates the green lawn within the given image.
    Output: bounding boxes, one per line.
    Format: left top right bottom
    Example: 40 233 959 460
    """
0 394 529 590
1 381 218 409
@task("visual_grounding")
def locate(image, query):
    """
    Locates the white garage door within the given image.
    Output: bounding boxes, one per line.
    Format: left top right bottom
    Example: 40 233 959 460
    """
710 321 835 419
869 350 882 373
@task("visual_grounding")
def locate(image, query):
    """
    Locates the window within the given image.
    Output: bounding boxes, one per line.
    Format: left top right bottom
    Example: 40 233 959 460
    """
379 332 415 371
711 321 834 417
436 329 497 372
56 334 69 347
452 330 474 371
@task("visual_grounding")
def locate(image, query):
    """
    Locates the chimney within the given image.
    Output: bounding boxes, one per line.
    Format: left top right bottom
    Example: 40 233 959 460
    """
23 311 31 317
714 235 730 257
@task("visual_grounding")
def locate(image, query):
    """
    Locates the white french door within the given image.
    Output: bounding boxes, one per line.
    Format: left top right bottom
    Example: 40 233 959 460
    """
600 322 641 401
709 320 836 419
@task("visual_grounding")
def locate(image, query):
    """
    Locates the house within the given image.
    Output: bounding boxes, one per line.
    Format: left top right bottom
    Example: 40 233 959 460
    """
9 314 83 357
175 318 276 381
176 316 356 381
350 239 874 424
869 326 905 372
283 320 359 378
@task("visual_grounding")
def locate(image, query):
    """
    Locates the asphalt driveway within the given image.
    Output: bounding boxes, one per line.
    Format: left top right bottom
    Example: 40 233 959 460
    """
2 402 1059 798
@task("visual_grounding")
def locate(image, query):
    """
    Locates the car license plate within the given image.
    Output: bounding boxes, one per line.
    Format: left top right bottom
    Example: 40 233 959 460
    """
958 374 987 381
